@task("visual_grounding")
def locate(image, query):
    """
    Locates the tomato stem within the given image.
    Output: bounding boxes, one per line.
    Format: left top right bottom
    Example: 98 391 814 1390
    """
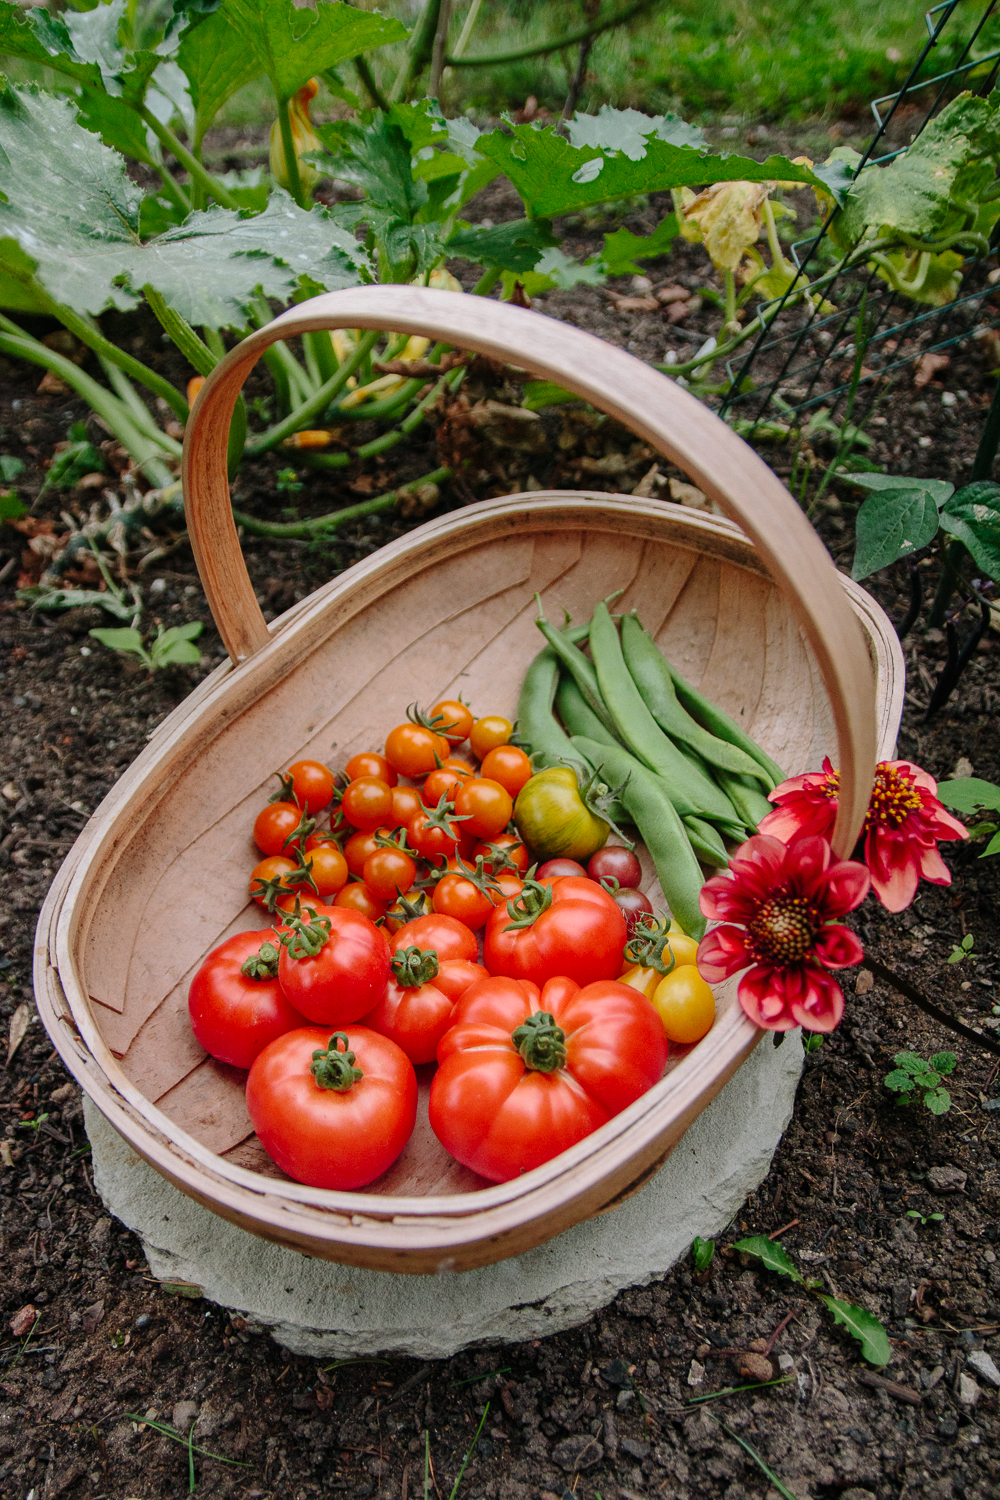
311 1034 364 1092
512 1011 567 1073
391 945 440 988
623 915 679 977
278 905 333 960
502 878 553 932
240 941 281 981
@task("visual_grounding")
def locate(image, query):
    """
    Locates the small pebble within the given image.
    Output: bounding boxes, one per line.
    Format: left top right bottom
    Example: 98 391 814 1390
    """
941 391 957 407
687 1359 705 1387
135 1313 151 1329
918 436 932 448
967 1350 1000 1388
957 1373 980 1407
778 1353 795 1373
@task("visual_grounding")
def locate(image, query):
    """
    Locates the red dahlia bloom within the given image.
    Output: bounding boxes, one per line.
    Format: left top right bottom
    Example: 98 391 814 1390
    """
696 834 869 1033
759 758 967 913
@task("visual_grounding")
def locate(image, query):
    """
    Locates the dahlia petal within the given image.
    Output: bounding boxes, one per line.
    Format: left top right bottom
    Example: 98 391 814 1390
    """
915 843 953 887
758 804 838 842
812 923 865 970
813 858 870 919
696 926 750 983
868 855 920 913
698 874 762 924
779 834 832 891
888 759 936 795
788 965 845 1032
925 803 969 842
737 965 798 1031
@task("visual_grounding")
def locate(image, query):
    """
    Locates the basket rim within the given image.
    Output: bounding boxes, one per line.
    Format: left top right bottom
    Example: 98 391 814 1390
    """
34 492 904 1264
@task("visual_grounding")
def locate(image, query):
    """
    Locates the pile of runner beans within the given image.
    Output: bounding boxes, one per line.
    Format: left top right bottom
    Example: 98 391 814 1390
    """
188 601 777 1189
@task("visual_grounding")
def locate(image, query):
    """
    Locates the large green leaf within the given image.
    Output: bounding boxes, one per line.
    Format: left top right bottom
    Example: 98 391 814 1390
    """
446 218 558 273
816 1295 891 1366
315 114 427 223
220 0 406 101
731 1236 804 1283
602 214 678 275
851 484 940 580
939 480 1000 584
848 472 954 507
936 776 1000 814
0 0 103 88
176 7 261 146
475 108 854 220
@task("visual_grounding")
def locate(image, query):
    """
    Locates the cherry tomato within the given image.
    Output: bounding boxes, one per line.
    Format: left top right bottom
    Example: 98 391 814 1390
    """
491 870 525 906
345 751 397 787
536 858 588 879
652 967 716 1045
433 870 495 930
475 834 529 876
453 777 513 839
469 715 513 761
484 876 626 986
389 914 478 962
429 975 668 1182
304 842 349 898
188 930 305 1069
249 854 296 907
430 698 475 744
390 785 425 828
334 882 387 922
441 755 476 775
344 828 386 876
363 846 417 901
253 801 305 857
341 776 394 831
385 722 449 778
588 846 643 888
383 889 433 933
247 1026 416 1189
423 765 471 804
276 902 389 1024
408 803 464 861
286 759 336 814
480 744 533 797
613 887 655 935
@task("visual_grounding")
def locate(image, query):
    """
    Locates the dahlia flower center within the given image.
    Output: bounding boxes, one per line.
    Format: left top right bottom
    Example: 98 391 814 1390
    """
746 889 817 965
864 764 922 831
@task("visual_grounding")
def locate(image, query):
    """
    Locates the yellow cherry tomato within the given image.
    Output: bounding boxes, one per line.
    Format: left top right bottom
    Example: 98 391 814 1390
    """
619 963 660 1002
652 967 716 1045
663 932 699 968
469 715 513 761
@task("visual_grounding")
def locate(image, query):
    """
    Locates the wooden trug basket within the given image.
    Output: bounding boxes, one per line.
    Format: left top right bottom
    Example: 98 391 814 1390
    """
35 288 904 1274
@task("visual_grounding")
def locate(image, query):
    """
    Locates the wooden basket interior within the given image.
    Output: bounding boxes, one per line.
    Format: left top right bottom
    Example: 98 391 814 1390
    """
78 512 855 1200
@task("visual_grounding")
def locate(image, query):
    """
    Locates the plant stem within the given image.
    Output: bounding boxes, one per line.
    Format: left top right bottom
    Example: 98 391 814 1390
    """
247 330 383 454
472 265 502 297
154 164 191 215
446 0 653 66
355 368 462 461
138 107 240 210
203 326 227 363
354 54 390 111
926 540 967 630
429 0 453 99
275 94 306 207
232 465 452 538
98 357 184 455
333 377 424 422
927 368 1000 627
390 0 443 103
143 287 218 377
723 268 737 326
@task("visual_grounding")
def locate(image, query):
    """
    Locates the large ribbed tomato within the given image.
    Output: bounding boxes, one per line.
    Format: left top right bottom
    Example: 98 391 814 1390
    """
188 930 305 1069
429 975 668 1182
483 876 626 985
275 902 390 1025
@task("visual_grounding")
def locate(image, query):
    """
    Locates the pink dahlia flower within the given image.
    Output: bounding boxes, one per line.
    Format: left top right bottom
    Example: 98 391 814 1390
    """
696 833 869 1033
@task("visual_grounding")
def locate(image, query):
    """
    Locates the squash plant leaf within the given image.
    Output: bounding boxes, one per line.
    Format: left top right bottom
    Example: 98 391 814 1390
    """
731 1236 804 1283
220 0 406 102
939 481 1000 584
0 0 104 89
816 1295 891 1366
176 7 262 148
602 214 679 275
851 484 941 580
447 218 558 273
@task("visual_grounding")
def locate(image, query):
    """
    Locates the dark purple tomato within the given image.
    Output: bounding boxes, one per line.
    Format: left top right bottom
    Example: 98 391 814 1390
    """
587 846 643 889
536 858 589 879
613 887 655 936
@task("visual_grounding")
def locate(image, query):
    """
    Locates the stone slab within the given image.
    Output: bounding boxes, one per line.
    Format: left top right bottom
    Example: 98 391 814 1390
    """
84 1031 802 1360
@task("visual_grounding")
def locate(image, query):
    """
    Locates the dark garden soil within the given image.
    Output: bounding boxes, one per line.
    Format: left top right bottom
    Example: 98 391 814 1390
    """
2 133 1000 1500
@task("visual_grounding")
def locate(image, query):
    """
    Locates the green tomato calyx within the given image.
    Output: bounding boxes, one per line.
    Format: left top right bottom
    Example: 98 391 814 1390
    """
512 1010 567 1073
240 940 281 980
391 944 440 988
503 877 554 931
624 915 678 977
278 901 333 960
311 1033 364 1092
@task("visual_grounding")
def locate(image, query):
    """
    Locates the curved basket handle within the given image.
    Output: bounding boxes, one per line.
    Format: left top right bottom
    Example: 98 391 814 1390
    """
182 285 876 855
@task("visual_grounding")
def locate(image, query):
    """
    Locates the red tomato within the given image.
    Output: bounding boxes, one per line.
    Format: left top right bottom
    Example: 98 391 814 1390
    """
430 699 475 744
341 776 394 831
286 760 336 814
536 858 588 879
276 903 390 1024
344 828 385 876
334 882 387 922
587 846 643 888
304 843 348 898
385 721 449 777
469 715 512 761
430 975 668 1182
253 801 305 857
389 914 478 962
247 1026 416 1189
383 888 433 933
453 778 513 839
434 957 489 1002
345 751 397 787
484 876 626 986
423 765 471 804
188 930 305 1069
491 870 524 905
362 944 488 1063
433 871 495 930
474 834 530 876
249 855 296 907
480 744 533 797
363 845 417 901
389 785 424 828
407 799 465 860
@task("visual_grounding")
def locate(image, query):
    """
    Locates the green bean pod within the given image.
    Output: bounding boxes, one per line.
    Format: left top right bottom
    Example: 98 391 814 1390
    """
515 647 577 769
588 601 743 827
714 768 775 830
571 734 706 940
555 675 622 749
533 601 618 736
681 814 730 868
661 655 786 786
620 613 774 787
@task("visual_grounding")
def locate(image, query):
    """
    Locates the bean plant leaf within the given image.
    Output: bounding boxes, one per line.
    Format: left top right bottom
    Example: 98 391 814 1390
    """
731 1236 804 1283
848 472 954 507
816 1295 891 1366
220 0 406 101
936 776 1000 814
475 108 854 221
851 484 941 580
939 481 1000 584
446 218 558 272
602 214 679 275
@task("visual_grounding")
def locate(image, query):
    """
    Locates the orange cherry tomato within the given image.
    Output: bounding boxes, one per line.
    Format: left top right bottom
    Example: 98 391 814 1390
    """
345 751 398 787
304 842 348 898
490 870 524 906
344 828 386 876
249 855 297 907
424 765 472 804
433 871 495 930
390 785 425 828
480 744 533 798
430 699 475 744
341 776 394 831
385 722 449 778
469 715 513 761
442 755 475 774
363 846 418 901
286 759 336 813
474 833 529 875
253 801 304 856
334 882 387 922
453 777 514 839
